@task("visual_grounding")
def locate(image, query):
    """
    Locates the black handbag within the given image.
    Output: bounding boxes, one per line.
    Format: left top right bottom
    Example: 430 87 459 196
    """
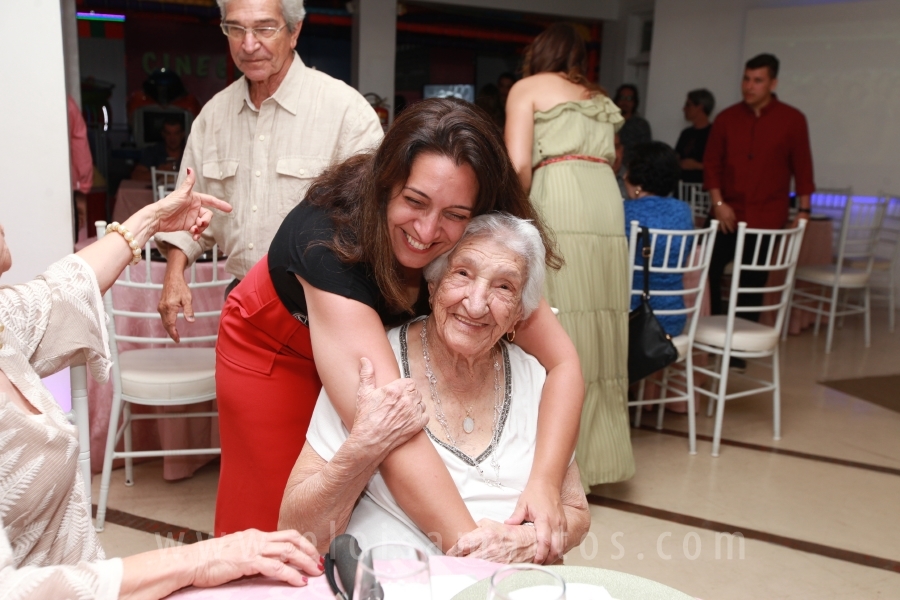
628 226 679 384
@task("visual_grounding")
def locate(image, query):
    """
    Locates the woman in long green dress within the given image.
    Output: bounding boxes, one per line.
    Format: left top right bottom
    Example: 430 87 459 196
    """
505 23 635 488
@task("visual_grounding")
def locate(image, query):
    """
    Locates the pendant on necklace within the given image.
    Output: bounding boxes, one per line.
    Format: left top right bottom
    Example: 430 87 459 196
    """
463 416 475 434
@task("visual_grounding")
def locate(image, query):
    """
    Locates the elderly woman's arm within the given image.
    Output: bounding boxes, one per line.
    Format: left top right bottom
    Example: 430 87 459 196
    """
279 359 428 552
76 168 229 294
447 461 589 564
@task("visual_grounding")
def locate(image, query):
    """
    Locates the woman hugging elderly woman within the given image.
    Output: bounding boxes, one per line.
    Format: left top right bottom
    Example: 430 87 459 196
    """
279 213 591 562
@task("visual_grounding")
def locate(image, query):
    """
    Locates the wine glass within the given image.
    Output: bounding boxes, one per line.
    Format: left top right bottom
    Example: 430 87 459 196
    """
487 564 566 600
352 542 431 600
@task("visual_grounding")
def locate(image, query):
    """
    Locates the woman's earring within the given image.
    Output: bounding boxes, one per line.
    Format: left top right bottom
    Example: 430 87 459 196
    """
506 329 516 343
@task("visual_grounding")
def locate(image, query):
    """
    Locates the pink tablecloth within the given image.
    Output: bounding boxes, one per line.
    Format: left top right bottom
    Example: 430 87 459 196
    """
89 259 227 480
168 555 502 599
112 179 154 223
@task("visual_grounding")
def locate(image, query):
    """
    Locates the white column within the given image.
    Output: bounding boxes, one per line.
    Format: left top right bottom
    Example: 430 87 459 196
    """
3 1 73 285
351 0 397 122
60 0 82 105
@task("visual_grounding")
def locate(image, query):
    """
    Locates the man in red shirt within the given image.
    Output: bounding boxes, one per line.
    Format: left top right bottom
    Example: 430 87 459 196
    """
704 53 815 320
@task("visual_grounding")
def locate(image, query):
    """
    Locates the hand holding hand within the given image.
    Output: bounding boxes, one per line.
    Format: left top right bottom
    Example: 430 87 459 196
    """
504 480 567 564
447 519 537 564
188 529 322 588
352 358 428 456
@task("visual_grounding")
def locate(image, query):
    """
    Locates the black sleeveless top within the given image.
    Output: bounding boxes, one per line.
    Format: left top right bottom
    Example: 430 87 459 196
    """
267 200 430 327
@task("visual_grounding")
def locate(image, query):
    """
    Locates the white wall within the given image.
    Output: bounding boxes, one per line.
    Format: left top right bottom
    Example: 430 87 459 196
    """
352 0 397 121
600 0 655 101
745 1 900 194
3 1 74 286
644 0 871 150
430 0 618 20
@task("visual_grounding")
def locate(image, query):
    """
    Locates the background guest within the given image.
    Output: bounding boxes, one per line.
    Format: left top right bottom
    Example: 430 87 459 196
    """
614 83 652 165
704 53 814 323
497 72 515 107
505 22 635 487
131 116 186 181
475 83 505 129
674 89 715 185
155 0 383 342
624 141 695 336
68 95 94 243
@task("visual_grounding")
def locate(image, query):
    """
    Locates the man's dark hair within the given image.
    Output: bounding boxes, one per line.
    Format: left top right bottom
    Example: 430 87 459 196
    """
161 115 185 130
614 83 640 110
625 141 681 197
686 88 715 116
745 53 779 79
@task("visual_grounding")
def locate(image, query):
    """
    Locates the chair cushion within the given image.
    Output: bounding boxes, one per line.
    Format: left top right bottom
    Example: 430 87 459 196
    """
795 265 870 288
672 334 690 360
843 258 890 271
118 347 216 400
694 316 780 352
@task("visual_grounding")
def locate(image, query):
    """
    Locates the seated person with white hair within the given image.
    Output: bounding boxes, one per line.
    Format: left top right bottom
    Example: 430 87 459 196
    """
278 213 590 563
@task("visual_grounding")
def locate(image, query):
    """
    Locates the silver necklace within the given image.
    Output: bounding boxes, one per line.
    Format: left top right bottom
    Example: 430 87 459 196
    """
420 317 503 487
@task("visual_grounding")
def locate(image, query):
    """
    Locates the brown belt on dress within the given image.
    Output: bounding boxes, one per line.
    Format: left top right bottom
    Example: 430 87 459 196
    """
534 154 609 170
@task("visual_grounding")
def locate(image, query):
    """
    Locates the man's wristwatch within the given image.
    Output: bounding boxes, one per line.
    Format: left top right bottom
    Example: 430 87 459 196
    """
798 208 811 214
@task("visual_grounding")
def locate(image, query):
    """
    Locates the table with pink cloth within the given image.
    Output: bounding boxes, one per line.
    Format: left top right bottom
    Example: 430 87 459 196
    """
112 179 155 223
88 259 227 480
168 556 504 599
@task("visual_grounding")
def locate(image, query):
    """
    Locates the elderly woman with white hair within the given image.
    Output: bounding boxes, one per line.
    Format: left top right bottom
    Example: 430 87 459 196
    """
279 213 590 562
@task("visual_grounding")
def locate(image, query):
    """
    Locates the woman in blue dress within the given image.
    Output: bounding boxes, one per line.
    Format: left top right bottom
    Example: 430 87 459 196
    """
623 142 695 336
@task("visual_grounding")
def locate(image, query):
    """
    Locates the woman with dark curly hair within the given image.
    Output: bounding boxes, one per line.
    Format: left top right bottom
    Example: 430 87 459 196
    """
214 98 584 564
624 141 695 335
505 22 634 487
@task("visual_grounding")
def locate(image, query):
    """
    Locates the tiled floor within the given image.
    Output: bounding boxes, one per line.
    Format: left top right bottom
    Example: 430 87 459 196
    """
93 309 900 598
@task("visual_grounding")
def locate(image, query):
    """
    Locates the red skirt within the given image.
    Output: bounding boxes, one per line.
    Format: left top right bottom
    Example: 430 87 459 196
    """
214 255 321 536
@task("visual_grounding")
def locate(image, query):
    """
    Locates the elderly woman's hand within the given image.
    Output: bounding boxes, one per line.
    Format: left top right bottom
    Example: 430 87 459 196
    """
504 482 567 564
447 519 537 564
187 529 322 588
350 358 428 456
148 167 232 241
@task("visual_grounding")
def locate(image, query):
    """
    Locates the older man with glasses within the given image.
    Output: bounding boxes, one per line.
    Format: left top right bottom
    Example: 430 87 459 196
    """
156 0 383 343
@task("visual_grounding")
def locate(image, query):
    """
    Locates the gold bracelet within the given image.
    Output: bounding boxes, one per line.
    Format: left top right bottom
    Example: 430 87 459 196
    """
106 222 143 266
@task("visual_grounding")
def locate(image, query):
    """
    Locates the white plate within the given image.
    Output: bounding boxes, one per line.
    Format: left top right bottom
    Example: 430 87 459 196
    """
451 565 694 600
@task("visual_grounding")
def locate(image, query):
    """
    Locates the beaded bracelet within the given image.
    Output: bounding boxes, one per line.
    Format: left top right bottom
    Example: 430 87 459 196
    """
106 222 143 266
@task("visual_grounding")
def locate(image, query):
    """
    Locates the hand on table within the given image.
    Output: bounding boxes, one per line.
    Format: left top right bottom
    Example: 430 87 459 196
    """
447 519 537 564
504 480 567 564
189 529 322 588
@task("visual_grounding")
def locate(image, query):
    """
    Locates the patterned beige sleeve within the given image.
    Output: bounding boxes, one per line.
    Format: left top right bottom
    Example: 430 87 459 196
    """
29 254 112 383
0 529 123 600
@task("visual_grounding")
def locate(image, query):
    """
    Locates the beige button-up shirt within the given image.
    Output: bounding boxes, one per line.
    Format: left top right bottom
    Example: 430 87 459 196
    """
155 54 383 279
